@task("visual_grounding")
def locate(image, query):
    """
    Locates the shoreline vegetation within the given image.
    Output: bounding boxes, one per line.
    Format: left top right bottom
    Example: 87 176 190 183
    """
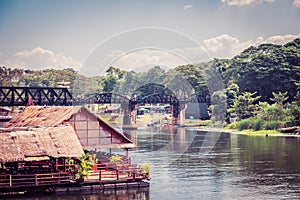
222 128 300 137
193 124 300 138
98 113 300 138
1 38 299 138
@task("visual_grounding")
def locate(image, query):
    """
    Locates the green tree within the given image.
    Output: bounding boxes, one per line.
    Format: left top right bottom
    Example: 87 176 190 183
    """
256 102 278 121
101 66 126 93
116 71 139 96
231 92 261 120
174 64 206 94
141 66 166 84
270 91 289 121
226 83 239 112
0 66 24 86
102 75 118 92
286 101 300 126
165 71 193 97
222 39 300 102
210 90 227 125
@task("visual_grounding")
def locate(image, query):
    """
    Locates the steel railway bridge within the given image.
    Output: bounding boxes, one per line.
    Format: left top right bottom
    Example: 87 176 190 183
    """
0 86 210 127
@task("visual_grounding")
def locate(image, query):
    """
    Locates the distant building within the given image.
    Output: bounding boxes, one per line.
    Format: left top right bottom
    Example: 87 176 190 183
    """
185 102 210 120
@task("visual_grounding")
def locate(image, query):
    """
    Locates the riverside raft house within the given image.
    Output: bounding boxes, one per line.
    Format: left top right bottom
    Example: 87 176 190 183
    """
0 106 150 195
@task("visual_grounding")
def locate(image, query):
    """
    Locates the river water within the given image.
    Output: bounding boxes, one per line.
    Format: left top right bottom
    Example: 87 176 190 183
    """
5 127 300 200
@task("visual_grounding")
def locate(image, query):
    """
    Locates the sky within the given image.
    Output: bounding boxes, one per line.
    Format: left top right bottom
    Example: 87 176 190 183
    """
0 0 300 76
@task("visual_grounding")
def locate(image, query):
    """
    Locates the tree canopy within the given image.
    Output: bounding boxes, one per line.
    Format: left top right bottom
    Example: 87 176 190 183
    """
1 38 299 126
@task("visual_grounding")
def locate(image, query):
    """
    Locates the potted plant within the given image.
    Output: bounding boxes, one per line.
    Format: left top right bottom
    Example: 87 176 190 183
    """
141 162 151 179
75 153 92 183
109 155 122 169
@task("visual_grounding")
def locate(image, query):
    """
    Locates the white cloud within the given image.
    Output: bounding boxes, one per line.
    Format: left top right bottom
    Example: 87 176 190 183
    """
293 0 300 8
202 33 300 59
221 0 299 7
3 47 81 70
84 33 300 74
263 34 300 44
184 4 192 11
203 34 253 58
80 46 211 76
221 0 275 6
8 34 298 75
108 49 190 71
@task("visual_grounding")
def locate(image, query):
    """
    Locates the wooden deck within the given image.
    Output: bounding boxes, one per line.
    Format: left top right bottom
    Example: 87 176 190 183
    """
86 163 146 181
0 163 150 195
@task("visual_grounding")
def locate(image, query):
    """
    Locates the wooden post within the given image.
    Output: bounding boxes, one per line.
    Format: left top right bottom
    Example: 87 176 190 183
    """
125 148 129 158
58 173 60 183
63 158 66 172
35 174 38 186
99 170 101 181
116 170 119 180
55 159 58 172
9 175 12 187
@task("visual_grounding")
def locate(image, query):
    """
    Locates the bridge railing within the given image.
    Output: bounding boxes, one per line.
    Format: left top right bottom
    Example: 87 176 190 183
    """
0 87 73 107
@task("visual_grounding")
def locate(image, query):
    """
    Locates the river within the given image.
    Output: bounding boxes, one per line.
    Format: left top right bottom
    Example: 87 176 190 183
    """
5 127 300 199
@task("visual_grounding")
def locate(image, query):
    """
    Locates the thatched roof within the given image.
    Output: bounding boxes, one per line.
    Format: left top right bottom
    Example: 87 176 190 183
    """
3 106 81 128
0 126 84 163
3 106 135 149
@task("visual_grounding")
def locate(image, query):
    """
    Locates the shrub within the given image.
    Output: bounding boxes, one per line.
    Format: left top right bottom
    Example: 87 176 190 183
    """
109 155 122 164
252 118 264 131
226 122 237 129
264 121 278 130
237 118 252 131
75 153 93 181
141 162 151 175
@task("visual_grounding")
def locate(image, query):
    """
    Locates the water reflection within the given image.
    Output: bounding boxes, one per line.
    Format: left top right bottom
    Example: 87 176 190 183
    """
128 128 300 199
3 188 149 200
7 127 300 199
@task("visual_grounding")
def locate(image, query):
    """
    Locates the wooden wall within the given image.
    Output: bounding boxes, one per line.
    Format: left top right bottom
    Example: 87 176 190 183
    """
66 109 127 148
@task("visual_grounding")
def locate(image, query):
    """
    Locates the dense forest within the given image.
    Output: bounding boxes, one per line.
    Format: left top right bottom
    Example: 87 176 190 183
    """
1 38 299 130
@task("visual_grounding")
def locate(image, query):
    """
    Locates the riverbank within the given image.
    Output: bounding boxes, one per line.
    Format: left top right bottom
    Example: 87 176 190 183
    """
219 128 300 138
99 114 300 138
186 122 300 137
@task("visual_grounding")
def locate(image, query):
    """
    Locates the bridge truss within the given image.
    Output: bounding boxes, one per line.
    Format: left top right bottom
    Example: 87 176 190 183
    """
0 87 73 107
0 87 210 108
0 87 211 125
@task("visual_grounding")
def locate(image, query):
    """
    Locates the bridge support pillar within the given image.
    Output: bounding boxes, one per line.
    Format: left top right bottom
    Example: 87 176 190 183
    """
178 104 187 126
122 104 138 130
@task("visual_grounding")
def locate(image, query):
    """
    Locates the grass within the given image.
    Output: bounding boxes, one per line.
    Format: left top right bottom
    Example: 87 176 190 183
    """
184 119 211 126
98 114 123 126
241 129 281 135
236 118 252 131
98 115 111 122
